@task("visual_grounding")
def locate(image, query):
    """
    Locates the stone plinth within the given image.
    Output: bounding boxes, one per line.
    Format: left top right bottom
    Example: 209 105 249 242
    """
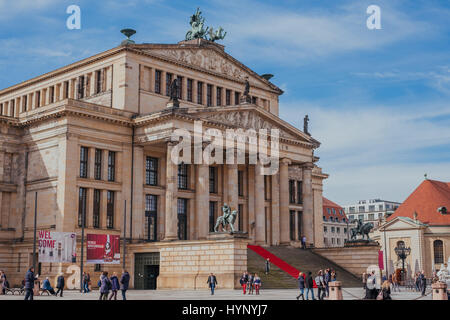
344 240 379 247
207 232 249 241
432 282 448 300
157 238 249 289
329 281 343 300
166 100 179 108
313 244 380 278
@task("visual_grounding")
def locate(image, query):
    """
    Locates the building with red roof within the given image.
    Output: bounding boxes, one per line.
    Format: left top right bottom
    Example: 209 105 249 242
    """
373 179 450 279
322 197 351 247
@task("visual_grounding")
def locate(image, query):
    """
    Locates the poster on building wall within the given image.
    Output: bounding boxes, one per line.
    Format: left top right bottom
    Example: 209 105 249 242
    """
86 234 120 264
38 231 77 263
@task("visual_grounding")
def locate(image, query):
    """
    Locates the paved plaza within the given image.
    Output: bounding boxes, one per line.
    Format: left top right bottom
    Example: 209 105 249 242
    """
0 287 432 300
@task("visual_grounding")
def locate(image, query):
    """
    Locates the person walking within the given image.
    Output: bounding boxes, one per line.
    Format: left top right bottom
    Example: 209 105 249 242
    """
82 272 90 293
380 280 392 300
420 270 427 296
207 273 218 295
366 271 377 299
120 269 130 300
305 271 315 300
296 272 305 300
109 272 120 300
99 271 112 300
239 272 248 294
301 236 307 250
42 277 56 295
24 267 38 301
324 268 331 297
362 272 367 290
315 270 326 300
247 273 254 295
253 274 261 295
55 273 65 297
264 259 270 275
1 271 8 295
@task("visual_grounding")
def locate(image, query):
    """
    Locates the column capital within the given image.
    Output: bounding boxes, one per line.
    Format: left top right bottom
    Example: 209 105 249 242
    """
281 158 292 166
302 162 314 170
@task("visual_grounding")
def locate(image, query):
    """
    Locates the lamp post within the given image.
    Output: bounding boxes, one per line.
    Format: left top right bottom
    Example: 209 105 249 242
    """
394 242 411 284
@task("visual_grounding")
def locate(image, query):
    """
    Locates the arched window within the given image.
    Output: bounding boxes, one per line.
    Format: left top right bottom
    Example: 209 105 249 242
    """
433 240 444 264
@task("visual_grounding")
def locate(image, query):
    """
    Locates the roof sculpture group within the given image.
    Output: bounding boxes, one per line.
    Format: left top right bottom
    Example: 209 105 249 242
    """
185 8 227 42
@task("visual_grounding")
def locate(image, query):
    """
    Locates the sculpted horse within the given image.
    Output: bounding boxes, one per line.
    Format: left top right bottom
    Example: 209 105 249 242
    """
214 209 237 233
350 220 374 240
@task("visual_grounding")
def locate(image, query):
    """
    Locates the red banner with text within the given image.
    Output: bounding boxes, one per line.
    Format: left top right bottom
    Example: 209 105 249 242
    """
86 234 120 264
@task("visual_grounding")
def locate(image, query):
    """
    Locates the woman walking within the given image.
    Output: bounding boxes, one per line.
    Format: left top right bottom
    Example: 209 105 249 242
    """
55 273 65 297
296 272 305 300
253 274 261 295
99 271 111 300
109 272 120 300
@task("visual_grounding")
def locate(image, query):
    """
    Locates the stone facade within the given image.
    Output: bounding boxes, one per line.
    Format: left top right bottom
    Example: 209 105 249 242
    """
0 39 327 289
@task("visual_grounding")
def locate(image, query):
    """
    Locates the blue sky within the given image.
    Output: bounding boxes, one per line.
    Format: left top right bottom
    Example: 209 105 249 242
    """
1 0 449 204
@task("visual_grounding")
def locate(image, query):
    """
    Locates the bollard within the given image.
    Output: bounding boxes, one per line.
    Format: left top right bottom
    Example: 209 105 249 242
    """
328 281 343 300
431 282 448 300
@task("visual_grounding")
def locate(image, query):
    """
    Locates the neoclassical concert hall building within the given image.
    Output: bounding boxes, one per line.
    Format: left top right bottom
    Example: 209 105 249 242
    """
0 36 328 289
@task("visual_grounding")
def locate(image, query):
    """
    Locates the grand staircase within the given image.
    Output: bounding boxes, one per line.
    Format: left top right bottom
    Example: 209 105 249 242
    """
247 245 361 288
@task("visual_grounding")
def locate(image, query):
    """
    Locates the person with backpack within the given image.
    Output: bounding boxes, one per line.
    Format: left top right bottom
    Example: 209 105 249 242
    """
366 271 377 299
99 271 112 300
315 270 326 300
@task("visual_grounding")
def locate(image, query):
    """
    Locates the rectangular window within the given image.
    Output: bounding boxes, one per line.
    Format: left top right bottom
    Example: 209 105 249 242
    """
358 214 364 221
349 206 355 214
235 92 240 105
368 213 375 220
226 89 231 105
36 91 41 108
359 206 365 213
23 95 27 112
289 210 295 241
337 238 340 245
378 204 383 211
94 264 102 272
146 157 158 186
166 73 173 96
209 166 216 193
296 181 303 204
93 189 101 228
78 187 87 227
10 100 15 116
94 149 102 180
238 170 244 196
187 79 193 102
106 191 114 229
206 84 213 106
178 163 188 189
96 70 102 94
369 205 375 212
297 211 303 240
331 227 335 233
209 201 216 233
108 151 116 182
252 96 257 104
336 227 340 234
64 81 69 99
78 76 85 99
80 147 88 178
145 195 158 242
197 81 203 105
177 76 183 99
324 226 327 233
289 180 295 203
238 204 243 231
216 87 222 106
177 198 188 240
155 70 162 94
49 86 55 103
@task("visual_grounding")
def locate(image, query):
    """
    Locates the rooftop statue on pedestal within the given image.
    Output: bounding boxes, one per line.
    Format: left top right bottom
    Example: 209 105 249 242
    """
185 8 226 42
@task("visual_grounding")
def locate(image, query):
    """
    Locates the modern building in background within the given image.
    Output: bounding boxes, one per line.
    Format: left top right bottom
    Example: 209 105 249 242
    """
0 33 328 289
343 199 401 228
322 197 350 247
373 178 450 278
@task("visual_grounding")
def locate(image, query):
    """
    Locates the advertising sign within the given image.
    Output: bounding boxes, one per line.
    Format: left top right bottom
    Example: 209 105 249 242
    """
86 234 120 264
38 231 77 263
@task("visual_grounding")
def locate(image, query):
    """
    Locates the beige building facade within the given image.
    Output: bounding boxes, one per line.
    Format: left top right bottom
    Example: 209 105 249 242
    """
0 38 327 289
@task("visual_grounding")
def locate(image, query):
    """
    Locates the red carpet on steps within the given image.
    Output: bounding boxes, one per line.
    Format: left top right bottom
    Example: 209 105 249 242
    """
247 244 317 288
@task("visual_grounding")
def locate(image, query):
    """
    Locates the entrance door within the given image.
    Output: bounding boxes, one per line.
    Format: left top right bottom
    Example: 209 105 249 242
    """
144 265 159 290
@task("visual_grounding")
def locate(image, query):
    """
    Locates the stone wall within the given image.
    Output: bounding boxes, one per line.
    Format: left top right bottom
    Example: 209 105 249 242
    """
157 238 248 289
313 245 380 277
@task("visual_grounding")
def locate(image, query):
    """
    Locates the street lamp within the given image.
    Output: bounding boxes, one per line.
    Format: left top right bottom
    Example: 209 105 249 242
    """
394 242 411 283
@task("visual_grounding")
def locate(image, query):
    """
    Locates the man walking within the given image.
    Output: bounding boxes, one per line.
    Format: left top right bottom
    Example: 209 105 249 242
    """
420 270 427 296
301 236 307 250
120 269 130 300
296 272 305 300
305 271 315 300
24 267 38 300
207 273 218 295
265 259 270 275
56 273 65 297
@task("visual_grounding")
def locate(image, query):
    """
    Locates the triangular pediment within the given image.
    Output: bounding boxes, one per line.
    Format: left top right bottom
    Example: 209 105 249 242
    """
133 44 281 93
190 106 313 144
380 217 427 231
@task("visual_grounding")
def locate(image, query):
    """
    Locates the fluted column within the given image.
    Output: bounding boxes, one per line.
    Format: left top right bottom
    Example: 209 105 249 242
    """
279 158 291 244
164 142 178 240
271 171 280 245
302 163 314 247
254 163 265 245
195 163 209 239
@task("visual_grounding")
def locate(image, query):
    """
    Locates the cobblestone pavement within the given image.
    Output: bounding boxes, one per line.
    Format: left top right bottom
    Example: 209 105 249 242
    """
0 287 433 300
